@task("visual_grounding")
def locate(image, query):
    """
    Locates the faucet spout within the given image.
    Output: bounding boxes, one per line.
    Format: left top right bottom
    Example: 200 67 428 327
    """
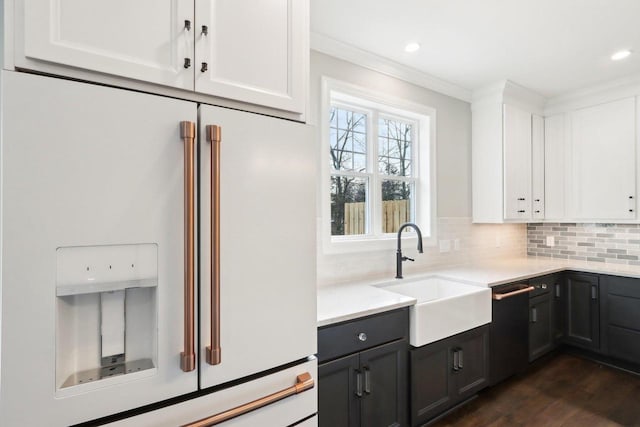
395 222 424 279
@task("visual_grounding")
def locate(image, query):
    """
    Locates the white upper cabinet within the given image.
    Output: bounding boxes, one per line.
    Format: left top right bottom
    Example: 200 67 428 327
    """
194 0 307 114
20 0 194 90
544 114 567 220
503 104 533 220
531 114 545 219
569 97 636 220
472 81 545 223
15 0 309 116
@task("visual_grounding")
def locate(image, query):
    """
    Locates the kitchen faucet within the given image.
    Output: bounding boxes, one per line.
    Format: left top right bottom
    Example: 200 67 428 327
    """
396 222 424 279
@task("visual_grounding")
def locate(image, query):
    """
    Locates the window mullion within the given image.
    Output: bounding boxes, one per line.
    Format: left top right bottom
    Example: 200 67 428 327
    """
371 110 382 237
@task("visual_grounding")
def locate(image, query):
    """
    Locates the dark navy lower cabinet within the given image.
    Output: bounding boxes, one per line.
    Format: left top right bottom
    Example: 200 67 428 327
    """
565 272 600 351
318 308 409 427
601 275 640 364
410 325 489 427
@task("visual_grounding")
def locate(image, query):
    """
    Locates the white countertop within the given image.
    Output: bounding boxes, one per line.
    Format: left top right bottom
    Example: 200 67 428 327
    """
317 257 640 327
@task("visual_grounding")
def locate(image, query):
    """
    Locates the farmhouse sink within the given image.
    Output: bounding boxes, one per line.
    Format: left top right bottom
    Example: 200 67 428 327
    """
380 276 491 347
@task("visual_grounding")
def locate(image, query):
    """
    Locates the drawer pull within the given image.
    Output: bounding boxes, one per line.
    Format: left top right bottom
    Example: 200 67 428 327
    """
358 332 367 342
182 372 314 426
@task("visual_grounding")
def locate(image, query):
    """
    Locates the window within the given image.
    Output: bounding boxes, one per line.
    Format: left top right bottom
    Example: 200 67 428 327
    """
321 78 437 252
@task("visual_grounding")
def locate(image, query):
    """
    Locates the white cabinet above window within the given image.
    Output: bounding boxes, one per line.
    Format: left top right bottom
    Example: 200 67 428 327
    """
14 0 308 116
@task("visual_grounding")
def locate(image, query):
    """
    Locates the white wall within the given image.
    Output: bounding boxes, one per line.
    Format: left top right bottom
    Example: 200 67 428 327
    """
310 51 526 285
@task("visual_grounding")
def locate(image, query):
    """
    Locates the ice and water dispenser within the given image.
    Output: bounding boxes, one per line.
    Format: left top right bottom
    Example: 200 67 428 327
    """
55 244 158 394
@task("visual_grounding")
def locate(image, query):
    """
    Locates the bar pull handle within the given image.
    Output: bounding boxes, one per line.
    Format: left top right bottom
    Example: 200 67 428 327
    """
182 372 314 427
452 350 459 371
458 349 463 369
492 286 535 300
555 283 561 298
355 370 363 397
532 306 538 323
180 121 196 372
591 285 597 300
363 367 371 394
206 125 222 366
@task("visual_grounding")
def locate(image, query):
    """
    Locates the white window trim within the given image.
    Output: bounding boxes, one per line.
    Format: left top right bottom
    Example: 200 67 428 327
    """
320 77 438 254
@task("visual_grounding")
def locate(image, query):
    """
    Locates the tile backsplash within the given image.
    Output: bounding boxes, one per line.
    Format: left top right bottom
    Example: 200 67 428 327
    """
527 223 640 265
317 218 526 286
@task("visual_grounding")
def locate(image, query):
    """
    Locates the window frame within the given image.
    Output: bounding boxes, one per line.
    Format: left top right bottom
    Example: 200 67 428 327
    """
320 77 437 254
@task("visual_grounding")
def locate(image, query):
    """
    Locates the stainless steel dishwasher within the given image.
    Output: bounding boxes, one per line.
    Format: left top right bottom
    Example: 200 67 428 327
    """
489 282 535 385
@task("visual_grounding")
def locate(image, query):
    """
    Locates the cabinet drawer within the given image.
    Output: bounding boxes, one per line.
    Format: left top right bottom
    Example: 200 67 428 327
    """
608 326 640 364
607 294 640 331
317 309 408 363
529 274 555 298
603 275 640 299
105 359 317 426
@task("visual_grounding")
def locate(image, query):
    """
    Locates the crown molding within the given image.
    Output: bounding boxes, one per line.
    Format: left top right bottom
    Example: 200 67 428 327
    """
544 73 640 115
310 32 472 103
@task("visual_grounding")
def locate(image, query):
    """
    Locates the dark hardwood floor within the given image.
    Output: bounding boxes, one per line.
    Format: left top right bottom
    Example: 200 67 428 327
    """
430 353 640 427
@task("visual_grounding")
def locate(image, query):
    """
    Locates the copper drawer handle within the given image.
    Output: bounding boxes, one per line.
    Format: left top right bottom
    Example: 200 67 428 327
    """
180 121 196 372
206 125 222 366
492 286 534 300
182 372 314 427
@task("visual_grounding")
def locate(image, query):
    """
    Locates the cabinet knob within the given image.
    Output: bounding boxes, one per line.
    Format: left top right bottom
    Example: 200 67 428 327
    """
534 199 540 202
184 58 191 69
357 332 367 342
201 62 208 73
535 210 541 213
517 198 525 201
518 210 526 213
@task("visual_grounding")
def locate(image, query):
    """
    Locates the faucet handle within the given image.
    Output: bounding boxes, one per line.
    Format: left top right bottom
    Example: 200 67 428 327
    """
402 256 415 262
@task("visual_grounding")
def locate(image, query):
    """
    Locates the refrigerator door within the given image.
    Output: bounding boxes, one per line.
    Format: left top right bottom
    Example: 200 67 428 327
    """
198 105 317 388
0 71 198 426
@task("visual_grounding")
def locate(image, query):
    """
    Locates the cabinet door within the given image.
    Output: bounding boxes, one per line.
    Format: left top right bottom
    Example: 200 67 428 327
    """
503 104 532 220
544 114 567 219
318 355 360 427
198 105 316 388
565 273 600 351
195 0 307 114
19 0 194 90
570 98 636 220
451 326 489 401
531 114 545 219
410 339 453 426
360 340 408 427
529 295 553 361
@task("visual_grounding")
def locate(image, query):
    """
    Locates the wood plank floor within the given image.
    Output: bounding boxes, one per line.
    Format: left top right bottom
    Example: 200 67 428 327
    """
430 353 640 427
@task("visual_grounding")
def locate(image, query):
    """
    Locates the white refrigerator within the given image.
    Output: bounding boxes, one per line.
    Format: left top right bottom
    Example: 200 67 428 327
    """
0 71 317 426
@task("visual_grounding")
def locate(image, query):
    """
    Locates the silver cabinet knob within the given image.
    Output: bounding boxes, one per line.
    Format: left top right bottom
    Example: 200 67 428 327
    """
358 332 367 342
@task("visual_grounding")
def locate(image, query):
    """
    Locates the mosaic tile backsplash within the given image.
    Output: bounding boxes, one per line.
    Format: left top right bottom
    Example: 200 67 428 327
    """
527 223 640 265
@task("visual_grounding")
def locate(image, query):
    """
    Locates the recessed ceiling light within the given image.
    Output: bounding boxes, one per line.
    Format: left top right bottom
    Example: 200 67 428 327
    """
404 42 420 53
611 50 632 61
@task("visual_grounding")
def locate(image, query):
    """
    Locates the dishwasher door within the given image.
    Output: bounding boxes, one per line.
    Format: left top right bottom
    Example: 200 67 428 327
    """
489 283 534 385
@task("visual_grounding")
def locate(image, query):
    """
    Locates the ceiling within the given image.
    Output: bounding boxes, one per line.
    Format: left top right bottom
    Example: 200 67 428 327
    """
311 0 640 100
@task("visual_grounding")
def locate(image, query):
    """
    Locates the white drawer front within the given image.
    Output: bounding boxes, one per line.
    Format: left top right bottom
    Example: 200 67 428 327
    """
106 359 317 427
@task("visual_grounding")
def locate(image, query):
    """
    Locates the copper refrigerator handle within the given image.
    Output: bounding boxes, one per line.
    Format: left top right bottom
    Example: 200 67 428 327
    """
180 121 196 372
206 125 222 366
182 372 314 427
